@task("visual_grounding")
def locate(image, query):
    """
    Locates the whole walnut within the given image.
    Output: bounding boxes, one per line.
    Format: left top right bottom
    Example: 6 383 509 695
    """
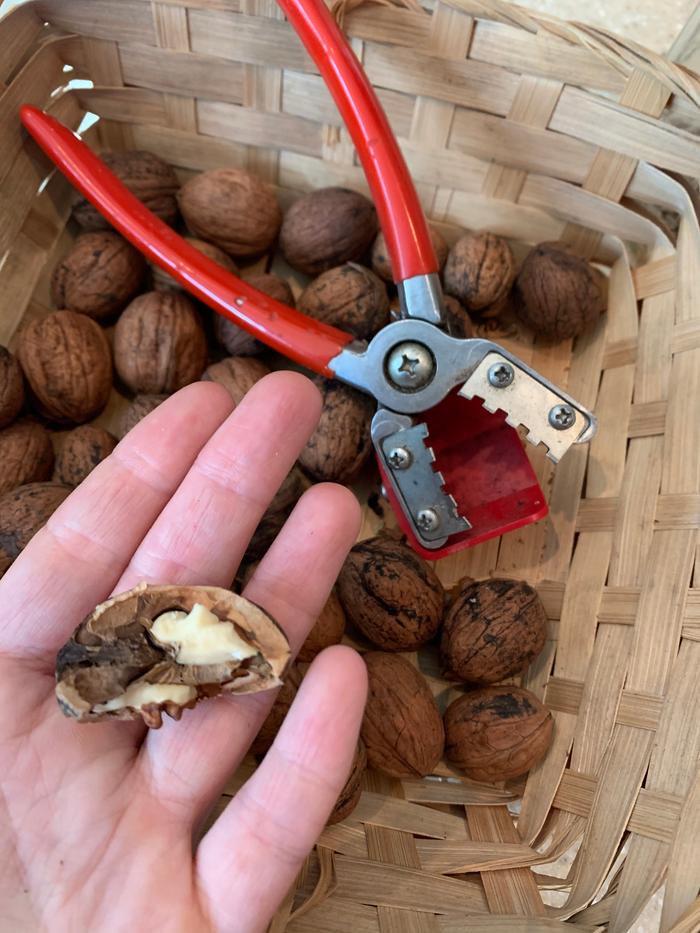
280 187 377 276
54 425 117 486
328 740 367 825
114 292 207 394
337 535 444 651
51 232 146 321
441 578 547 684
251 664 304 756
118 394 168 438
73 150 180 230
297 589 346 663
298 264 389 339
0 420 54 495
0 347 25 429
214 273 294 356
515 242 605 341
442 295 474 339
202 356 270 407
362 652 444 778
372 225 448 283
298 377 373 484
443 232 516 312
245 467 308 561
17 311 112 424
151 236 237 293
178 169 281 257
0 482 71 577
444 686 553 782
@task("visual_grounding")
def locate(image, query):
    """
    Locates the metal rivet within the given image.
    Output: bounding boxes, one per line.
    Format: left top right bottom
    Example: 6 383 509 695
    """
385 341 435 391
487 362 514 388
387 447 412 470
548 404 576 430
416 508 440 532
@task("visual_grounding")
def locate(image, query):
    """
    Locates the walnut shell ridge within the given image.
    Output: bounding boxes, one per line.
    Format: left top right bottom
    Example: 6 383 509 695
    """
0 420 54 495
0 482 71 577
118 394 169 439
298 263 389 339
0 346 24 429
202 356 271 407
54 425 117 487
443 232 516 312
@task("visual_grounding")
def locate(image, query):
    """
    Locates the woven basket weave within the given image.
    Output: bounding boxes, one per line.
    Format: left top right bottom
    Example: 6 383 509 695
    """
2 0 700 930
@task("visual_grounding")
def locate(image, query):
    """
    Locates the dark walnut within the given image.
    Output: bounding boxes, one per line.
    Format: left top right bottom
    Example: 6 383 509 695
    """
297 589 346 663
118 394 168 439
0 482 71 578
337 535 444 651
443 232 516 312
515 241 605 341
51 232 146 321
54 425 117 486
251 663 304 756
441 578 547 684
114 292 207 394
202 356 270 407
298 264 389 340
298 377 374 484
151 236 237 293
280 187 378 276
362 652 444 778
178 169 281 257
17 310 112 424
0 346 25 428
442 295 474 339
73 150 180 230
0 420 54 495
444 686 553 782
214 273 295 357
245 467 309 561
55 583 290 728
328 740 367 825
372 225 448 283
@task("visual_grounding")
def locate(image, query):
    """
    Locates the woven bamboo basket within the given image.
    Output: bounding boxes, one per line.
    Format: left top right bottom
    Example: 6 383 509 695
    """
2 0 700 929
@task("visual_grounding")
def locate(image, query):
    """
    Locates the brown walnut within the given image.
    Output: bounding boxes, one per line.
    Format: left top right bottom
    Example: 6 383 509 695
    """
444 685 553 782
362 652 444 778
372 225 448 282
51 232 146 321
214 273 295 357
0 346 25 429
73 150 180 230
114 292 207 394
54 425 117 486
442 295 474 339
178 169 281 257
245 467 309 561
298 377 374 484
441 578 547 684
251 663 304 756
337 535 444 651
118 394 169 438
17 311 112 424
280 187 377 276
55 583 290 728
297 589 346 663
443 232 516 312
515 242 605 341
298 264 389 339
328 740 367 825
151 236 238 293
0 482 71 577
202 356 270 407
0 420 54 495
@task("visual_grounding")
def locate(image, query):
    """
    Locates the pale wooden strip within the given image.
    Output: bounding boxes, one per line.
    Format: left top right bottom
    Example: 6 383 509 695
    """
151 1 196 130
415 840 539 874
129 122 249 171
350 792 469 841
633 256 676 299
673 319 700 354
441 918 603 933
118 43 245 104
334 856 489 914
81 37 125 88
189 9 313 72
400 141 487 198
317 823 368 858
196 99 323 157
0 234 47 346
445 191 564 245
344 4 432 49
627 401 667 437
0 2 44 86
401 779 516 806
286 896 381 933
666 896 700 933
602 337 637 369
585 367 634 497
36 0 157 45
74 87 168 126
279 150 368 197
545 677 662 731
662 349 700 495
609 437 663 582
675 211 700 324
575 493 700 532
637 291 675 403
154 0 242 8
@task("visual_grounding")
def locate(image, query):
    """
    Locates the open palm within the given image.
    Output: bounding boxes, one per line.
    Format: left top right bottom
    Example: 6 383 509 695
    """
0 373 367 933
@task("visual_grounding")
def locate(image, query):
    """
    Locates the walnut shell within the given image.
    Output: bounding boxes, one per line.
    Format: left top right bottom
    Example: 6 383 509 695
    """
51 232 146 321
0 481 71 577
202 356 270 407
444 686 553 782
118 394 169 438
55 582 291 727
0 346 25 428
214 273 295 356
251 663 304 756
515 242 605 341
0 420 54 495
245 467 309 561
327 740 367 825
73 150 180 230
298 377 373 484
362 652 444 778
297 589 346 663
54 425 117 486
114 292 207 394
280 187 378 276
443 232 516 312
298 264 389 339
178 169 281 257
372 225 448 282
441 578 547 684
17 310 112 424
151 236 238 293
442 295 474 339
337 535 444 651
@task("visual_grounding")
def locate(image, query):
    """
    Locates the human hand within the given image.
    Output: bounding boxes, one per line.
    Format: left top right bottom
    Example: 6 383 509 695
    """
0 373 367 933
